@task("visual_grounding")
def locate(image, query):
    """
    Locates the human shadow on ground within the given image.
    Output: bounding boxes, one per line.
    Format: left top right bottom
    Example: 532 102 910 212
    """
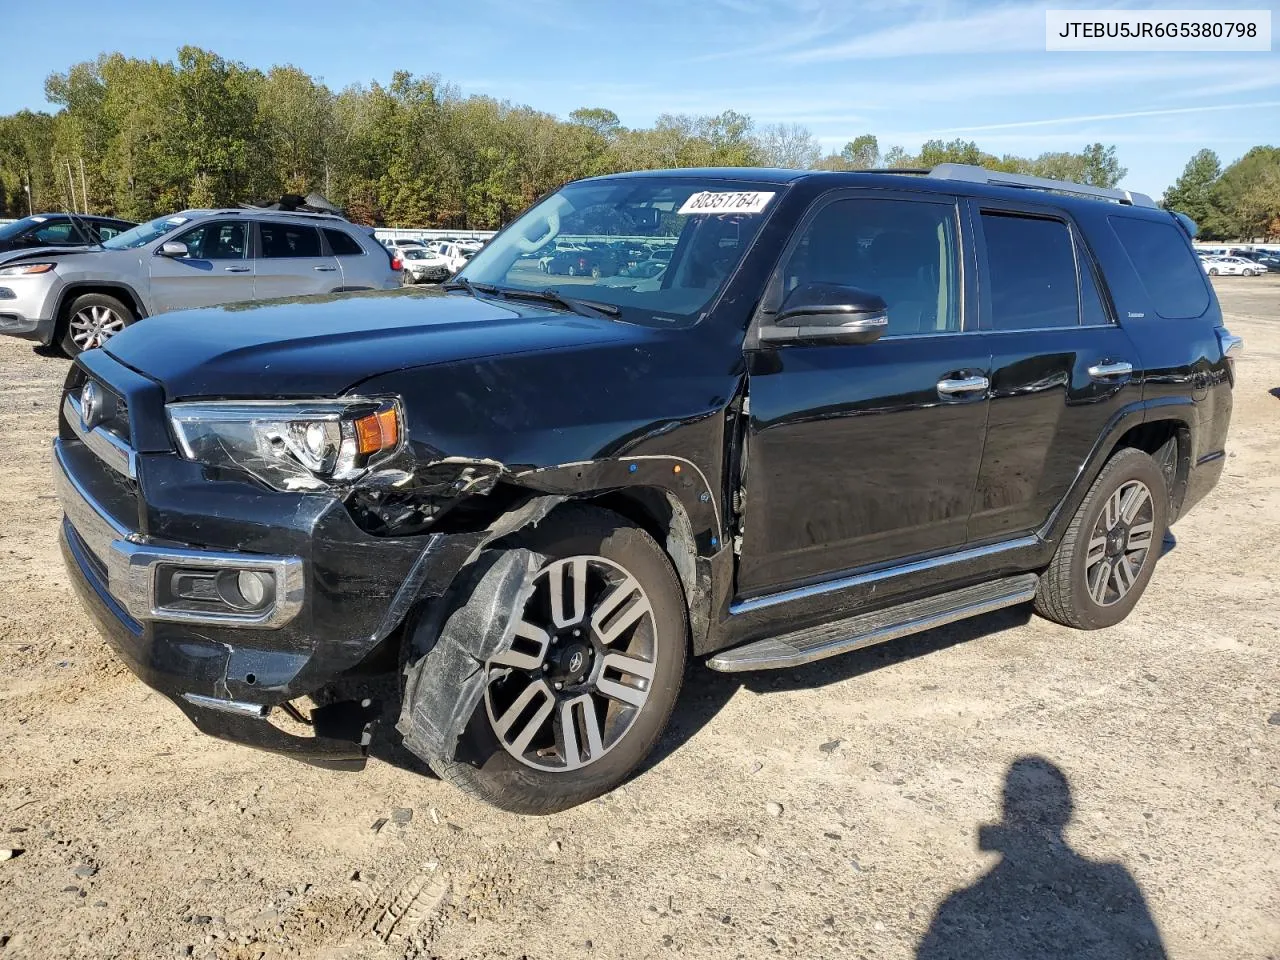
916 756 1169 960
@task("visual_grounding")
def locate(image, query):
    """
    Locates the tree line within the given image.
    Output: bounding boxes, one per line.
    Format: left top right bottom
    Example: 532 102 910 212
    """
0 46 1271 239
1162 147 1280 240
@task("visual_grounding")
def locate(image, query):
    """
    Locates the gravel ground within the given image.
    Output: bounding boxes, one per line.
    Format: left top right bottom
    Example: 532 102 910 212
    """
0 280 1277 960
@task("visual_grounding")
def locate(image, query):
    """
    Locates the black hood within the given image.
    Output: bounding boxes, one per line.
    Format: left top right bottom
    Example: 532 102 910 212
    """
103 288 640 399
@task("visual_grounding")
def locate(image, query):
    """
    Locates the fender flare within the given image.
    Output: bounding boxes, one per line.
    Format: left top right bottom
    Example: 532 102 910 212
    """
1038 398 1197 546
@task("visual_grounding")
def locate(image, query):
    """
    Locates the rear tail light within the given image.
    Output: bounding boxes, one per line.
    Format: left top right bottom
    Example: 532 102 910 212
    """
391 253 403 271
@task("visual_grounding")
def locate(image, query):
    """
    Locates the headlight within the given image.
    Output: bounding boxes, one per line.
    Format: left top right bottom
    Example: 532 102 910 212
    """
167 398 404 491
0 262 55 276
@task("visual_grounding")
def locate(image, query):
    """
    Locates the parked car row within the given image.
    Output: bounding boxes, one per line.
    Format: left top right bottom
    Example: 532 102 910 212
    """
1200 254 1270 276
537 239 676 278
0 204 399 355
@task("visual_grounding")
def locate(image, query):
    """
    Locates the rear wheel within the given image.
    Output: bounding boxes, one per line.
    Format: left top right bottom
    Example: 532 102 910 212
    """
61 292 134 356
423 506 687 814
1034 447 1168 630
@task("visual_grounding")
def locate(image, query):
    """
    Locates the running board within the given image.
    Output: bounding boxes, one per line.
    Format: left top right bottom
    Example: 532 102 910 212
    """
707 574 1039 673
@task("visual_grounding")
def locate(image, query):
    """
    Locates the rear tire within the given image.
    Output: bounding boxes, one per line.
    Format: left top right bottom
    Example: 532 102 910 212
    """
1034 447 1168 630
422 505 687 814
60 292 134 357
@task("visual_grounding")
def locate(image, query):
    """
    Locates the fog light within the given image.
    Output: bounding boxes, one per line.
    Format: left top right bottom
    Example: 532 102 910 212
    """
237 569 271 608
214 569 274 611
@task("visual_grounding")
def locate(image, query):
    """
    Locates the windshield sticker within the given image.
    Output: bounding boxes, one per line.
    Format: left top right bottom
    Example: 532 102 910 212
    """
166 217 189 225
30 216 47 223
678 191 775 216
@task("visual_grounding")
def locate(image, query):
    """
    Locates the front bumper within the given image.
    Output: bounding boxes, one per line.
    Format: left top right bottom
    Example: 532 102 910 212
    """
0 273 60 343
54 416 480 767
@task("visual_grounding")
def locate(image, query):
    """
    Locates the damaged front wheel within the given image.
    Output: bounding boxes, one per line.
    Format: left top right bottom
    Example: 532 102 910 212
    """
413 505 688 814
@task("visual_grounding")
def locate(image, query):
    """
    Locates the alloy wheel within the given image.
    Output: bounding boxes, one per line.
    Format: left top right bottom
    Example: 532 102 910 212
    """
69 305 126 350
1084 479 1155 607
484 555 657 772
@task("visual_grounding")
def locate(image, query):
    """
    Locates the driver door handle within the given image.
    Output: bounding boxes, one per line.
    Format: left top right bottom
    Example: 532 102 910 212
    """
937 375 989 398
223 266 250 273
314 265 337 272
1087 360 1133 381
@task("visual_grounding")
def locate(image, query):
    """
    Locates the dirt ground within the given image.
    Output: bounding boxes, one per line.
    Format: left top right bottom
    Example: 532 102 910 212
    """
1 280 1277 960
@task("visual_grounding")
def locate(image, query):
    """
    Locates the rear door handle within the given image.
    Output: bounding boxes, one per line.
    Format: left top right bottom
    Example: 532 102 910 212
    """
314 265 337 272
223 265 251 273
1087 360 1133 381
937 375 989 398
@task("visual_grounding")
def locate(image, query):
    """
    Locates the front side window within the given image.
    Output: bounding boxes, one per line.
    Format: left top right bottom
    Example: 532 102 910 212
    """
981 213 1079 330
259 223 323 259
460 176 782 327
782 197 961 337
30 221 79 244
175 222 247 260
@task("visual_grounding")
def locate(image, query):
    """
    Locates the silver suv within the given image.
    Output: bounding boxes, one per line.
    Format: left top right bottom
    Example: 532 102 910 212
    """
0 208 400 355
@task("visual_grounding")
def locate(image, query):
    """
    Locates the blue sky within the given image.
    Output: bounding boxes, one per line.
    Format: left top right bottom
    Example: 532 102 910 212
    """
3 0 1276 196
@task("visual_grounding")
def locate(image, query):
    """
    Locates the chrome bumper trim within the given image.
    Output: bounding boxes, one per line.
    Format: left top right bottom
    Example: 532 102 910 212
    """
64 392 137 479
181 693 271 718
54 439 304 629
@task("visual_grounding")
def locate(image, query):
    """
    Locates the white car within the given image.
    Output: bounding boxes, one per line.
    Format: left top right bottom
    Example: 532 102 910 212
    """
401 246 453 284
457 239 484 254
1202 256 1260 277
434 242 472 274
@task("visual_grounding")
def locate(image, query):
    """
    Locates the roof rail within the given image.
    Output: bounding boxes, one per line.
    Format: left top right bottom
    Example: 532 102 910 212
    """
927 163 1158 209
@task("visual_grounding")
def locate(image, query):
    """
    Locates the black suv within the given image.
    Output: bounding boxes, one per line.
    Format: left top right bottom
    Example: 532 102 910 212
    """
54 165 1239 813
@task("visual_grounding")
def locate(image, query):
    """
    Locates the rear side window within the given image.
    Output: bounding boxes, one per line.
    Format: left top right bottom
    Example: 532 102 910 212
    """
259 223 323 259
1109 217 1209 319
981 213 1079 330
324 229 364 256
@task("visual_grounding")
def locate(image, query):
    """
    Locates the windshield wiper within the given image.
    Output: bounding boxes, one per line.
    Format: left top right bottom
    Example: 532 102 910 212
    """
492 286 621 318
441 277 500 297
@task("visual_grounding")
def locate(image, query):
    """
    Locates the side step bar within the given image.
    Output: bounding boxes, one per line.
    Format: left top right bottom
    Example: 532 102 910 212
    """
707 574 1039 673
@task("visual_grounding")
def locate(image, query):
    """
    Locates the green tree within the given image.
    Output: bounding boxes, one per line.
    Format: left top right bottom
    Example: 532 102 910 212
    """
840 134 880 169
1162 149 1221 230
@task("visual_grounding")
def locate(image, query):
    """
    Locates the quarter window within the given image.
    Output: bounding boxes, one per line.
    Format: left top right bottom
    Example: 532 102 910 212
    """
259 223 323 259
783 198 961 336
981 213 1079 330
1108 216 1209 319
175 222 247 260
324 229 364 256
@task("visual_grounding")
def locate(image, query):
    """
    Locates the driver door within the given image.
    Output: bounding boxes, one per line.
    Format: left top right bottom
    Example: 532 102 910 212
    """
148 220 254 314
737 192 991 598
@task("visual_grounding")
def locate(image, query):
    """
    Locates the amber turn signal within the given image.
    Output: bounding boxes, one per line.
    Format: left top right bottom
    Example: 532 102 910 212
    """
354 406 400 456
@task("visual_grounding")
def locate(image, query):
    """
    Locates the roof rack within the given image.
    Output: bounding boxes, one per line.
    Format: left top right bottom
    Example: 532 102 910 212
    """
927 163 1157 208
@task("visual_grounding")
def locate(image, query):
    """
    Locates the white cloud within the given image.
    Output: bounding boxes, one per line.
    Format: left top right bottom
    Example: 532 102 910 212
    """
911 100 1280 135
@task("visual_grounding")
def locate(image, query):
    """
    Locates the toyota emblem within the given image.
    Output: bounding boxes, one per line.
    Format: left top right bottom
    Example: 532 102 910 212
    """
80 381 104 431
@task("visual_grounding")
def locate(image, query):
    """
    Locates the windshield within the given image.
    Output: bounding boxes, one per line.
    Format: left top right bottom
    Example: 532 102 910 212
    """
101 214 191 250
459 176 783 327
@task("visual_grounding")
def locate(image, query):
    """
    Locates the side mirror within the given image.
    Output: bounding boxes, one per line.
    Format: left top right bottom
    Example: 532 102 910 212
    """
759 282 890 346
158 241 189 258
